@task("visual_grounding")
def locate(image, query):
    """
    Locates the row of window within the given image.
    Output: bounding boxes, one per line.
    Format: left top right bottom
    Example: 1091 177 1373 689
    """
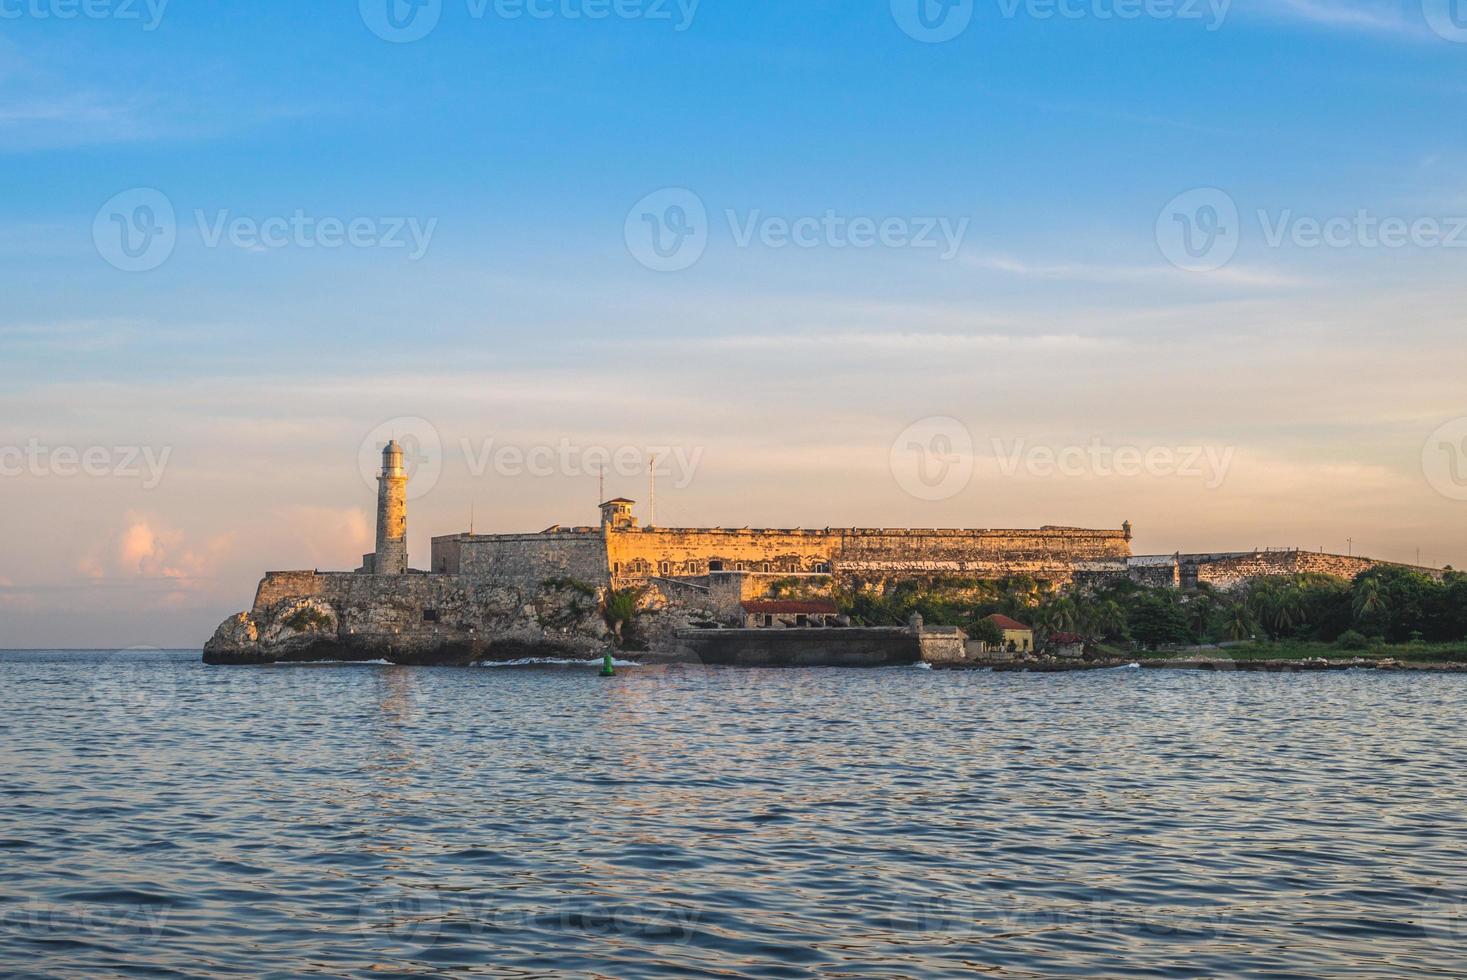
612 560 834 577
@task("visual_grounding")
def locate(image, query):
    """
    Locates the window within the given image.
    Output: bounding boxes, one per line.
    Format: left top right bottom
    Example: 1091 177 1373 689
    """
422 609 439 623
659 561 671 576
709 560 724 572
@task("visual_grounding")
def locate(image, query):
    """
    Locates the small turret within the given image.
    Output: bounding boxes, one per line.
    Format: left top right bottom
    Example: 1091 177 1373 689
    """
600 498 638 530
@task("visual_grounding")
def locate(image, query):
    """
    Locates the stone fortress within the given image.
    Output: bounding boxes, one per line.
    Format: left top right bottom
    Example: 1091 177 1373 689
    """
202 440 1443 666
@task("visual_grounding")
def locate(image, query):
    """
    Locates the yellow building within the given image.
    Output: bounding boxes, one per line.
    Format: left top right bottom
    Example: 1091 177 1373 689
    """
986 614 1034 653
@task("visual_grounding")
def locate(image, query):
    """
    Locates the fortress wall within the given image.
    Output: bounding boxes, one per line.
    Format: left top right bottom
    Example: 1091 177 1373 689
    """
1192 552 1443 591
835 528 1132 584
430 535 464 575
606 528 838 578
458 532 610 587
603 526 1131 583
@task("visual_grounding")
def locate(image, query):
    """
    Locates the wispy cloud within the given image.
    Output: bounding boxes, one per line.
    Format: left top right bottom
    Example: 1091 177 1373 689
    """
683 332 1122 353
1251 0 1433 38
966 253 1312 288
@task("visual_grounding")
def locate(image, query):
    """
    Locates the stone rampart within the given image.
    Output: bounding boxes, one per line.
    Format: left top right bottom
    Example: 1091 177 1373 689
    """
1188 551 1444 592
435 531 610 588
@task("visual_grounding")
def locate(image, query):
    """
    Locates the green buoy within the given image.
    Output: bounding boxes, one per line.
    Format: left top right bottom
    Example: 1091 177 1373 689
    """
599 652 616 677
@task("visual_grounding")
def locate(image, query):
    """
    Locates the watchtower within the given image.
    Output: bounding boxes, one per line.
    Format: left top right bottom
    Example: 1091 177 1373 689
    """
600 498 638 530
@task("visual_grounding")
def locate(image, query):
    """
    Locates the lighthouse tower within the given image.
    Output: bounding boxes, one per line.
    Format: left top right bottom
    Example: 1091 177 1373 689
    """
374 440 409 575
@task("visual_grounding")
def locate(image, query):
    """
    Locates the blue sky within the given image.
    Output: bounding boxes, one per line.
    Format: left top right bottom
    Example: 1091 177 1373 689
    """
3 0 1467 646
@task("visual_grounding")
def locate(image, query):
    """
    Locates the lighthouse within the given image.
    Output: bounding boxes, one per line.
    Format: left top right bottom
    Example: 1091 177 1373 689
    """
374 440 409 575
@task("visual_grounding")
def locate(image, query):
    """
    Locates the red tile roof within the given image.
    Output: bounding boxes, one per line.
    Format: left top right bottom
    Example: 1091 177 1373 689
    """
987 614 1033 632
742 600 840 615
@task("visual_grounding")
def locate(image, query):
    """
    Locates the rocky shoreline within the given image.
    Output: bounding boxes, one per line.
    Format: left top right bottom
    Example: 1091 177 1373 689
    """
939 655 1467 673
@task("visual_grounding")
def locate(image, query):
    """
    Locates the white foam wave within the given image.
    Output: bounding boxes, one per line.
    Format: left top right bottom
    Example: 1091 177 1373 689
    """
479 656 638 668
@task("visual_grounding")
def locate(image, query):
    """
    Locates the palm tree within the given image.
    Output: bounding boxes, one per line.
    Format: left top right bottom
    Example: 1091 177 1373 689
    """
1353 577 1385 620
1269 586 1306 637
1224 603 1256 642
1094 599 1128 640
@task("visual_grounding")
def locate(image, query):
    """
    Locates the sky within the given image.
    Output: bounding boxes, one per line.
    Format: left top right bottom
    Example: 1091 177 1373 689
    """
2 0 1467 647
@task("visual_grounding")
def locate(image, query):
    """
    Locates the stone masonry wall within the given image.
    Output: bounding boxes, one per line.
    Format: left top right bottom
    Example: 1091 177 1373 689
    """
437 524 1132 594
1191 551 1444 592
442 531 611 588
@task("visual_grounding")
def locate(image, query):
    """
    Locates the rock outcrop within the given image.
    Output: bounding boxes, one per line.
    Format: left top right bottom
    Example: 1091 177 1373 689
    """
203 572 621 666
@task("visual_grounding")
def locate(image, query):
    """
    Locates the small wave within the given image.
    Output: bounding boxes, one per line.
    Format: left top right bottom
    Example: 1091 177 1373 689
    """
479 657 638 668
1113 662 1142 670
913 662 934 670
